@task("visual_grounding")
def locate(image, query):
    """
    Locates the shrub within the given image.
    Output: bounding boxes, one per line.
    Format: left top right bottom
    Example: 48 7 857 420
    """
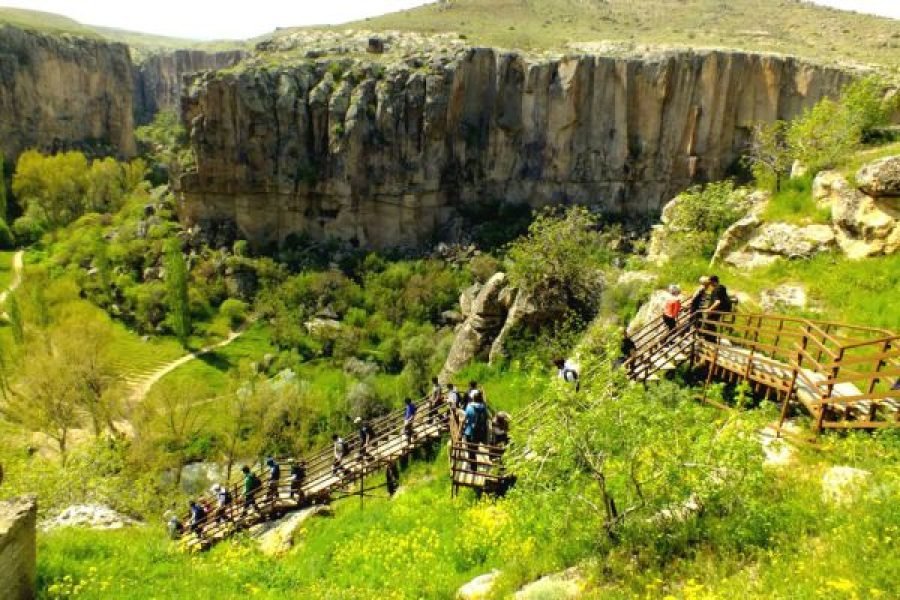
12 213 46 245
219 298 249 328
0 217 14 249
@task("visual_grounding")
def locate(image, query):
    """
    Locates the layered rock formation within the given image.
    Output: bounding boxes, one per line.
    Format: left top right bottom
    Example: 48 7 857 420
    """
0 496 36 600
708 156 900 266
179 48 852 249
134 50 247 124
0 25 136 160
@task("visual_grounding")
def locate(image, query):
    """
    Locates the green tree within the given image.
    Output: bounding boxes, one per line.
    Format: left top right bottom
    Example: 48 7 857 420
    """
841 75 896 140
164 239 191 344
12 150 89 228
506 206 605 317
84 157 125 213
787 98 859 172
744 120 793 192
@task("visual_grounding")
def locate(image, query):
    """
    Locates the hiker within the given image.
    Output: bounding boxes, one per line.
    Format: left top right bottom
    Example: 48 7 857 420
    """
265 457 281 503
663 284 682 336
553 357 580 391
356 417 374 459
703 275 733 340
240 465 261 516
403 397 418 443
613 334 636 370
468 381 485 407
385 461 400 496
289 460 306 500
211 483 233 523
463 390 489 444
428 376 443 422
165 511 184 539
332 434 348 475
447 383 464 410
689 276 710 324
492 411 511 446
188 500 206 536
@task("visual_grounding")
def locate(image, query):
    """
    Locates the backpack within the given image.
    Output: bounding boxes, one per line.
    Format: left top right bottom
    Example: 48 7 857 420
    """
219 489 232 505
247 473 261 491
562 368 579 383
472 403 489 441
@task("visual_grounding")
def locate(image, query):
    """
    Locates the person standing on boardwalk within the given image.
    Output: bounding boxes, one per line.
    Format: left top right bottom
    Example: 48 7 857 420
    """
690 276 710 324
663 284 682 337
265 457 281 504
403 397 418 443
332 434 348 475
240 465 261 516
188 500 206 537
356 417 374 459
289 460 306 501
703 275 733 339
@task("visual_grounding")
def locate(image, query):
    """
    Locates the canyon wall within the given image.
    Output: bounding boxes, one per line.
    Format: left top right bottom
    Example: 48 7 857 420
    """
134 49 247 124
0 25 136 160
179 48 853 249
0 496 36 600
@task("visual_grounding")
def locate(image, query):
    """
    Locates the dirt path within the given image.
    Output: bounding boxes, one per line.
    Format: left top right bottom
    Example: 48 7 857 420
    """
128 328 246 402
0 249 25 304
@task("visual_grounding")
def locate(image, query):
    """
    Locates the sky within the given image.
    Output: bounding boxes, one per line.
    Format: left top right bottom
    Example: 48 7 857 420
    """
0 0 897 40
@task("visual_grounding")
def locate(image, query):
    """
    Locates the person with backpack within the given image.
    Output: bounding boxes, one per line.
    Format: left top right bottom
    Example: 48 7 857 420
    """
165 511 184 539
703 275 733 340
289 460 306 501
188 500 206 536
356 417 374 459
463 391 488 444
428 376 443 423
689 276 711 325
467 381 484 407
553 358 581 391
211 483 233 523
265 457 281 504
240 465 261 516
332 434 348 475
403 397 418 444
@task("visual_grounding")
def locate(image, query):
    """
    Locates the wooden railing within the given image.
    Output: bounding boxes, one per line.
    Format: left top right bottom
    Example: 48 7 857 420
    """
626 305 899 433
178 395 449 550
447 405 511 495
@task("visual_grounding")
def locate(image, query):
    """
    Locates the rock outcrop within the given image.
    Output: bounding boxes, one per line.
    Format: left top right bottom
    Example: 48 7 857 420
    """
856 156 900 198
0 496 36 600
179 48 851 250
134 50 247 124
711 158 900 266
40 504 137 532
0 25 136 160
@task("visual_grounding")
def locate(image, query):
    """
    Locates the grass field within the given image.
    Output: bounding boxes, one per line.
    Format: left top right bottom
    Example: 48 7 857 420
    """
0 250 16 291
329 0 900 66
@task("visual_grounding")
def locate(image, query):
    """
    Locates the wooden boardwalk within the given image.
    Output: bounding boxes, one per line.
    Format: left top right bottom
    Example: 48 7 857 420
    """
625 308 899 432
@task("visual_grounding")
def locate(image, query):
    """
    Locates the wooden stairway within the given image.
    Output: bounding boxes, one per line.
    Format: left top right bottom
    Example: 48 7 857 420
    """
178 397 449 550
625 308 900 433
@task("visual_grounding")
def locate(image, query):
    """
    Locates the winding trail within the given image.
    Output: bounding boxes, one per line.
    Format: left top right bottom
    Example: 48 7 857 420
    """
127 328 247 402
0 249 25 304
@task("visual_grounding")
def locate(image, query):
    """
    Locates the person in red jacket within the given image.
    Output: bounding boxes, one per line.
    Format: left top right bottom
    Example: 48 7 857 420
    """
663 284 682 336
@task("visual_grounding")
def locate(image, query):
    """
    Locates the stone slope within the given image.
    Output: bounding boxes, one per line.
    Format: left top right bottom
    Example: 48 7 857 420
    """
179 48 852 249
0 25 136 160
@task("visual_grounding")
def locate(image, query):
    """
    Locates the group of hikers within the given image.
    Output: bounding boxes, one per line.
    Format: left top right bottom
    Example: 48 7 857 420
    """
664 274 733 335
169 457 307 540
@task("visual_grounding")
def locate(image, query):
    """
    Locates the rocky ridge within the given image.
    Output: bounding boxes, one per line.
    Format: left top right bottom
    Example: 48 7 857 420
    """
0 25 136 159
179 47 852 250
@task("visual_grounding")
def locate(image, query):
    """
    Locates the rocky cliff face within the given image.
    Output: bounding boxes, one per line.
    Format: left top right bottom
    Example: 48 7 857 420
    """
179 47 853 250
134 49 246 124
0 25 136 160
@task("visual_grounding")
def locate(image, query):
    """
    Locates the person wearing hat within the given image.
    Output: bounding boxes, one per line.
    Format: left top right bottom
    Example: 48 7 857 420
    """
663 284 683 336
212 483 232 523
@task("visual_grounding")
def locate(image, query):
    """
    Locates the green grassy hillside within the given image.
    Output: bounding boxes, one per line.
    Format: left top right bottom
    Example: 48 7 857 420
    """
0 7 246 56
329 0 900 66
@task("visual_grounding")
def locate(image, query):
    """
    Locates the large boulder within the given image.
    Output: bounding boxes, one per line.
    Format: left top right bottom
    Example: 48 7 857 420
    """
760 283 808 312
254 505 332 557
41 505 138 532
856 155 900 198
515 568 584 599
745 223 836 258
831 185 900 259
440 274 508 379
457 570 500 600
711 212 761 265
